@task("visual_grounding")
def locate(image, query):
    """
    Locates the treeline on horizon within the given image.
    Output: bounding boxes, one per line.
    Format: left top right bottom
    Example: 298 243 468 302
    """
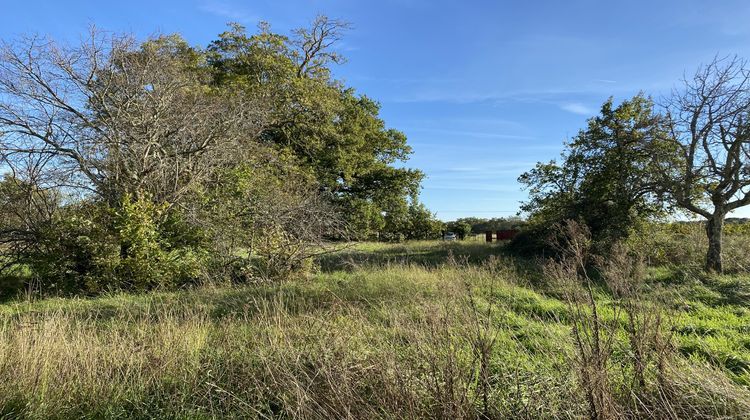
0 17 444 296
444 217 526 236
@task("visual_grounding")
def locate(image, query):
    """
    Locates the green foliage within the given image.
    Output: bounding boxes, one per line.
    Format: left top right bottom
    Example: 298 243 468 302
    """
115 195 168 288
341 198 386 240
114 194 207 290
516 94 668 253
447 220 473 239
200 153 336 282
207 22 424 240
373 200 443 242
404 202 444 240
449 217 526 235
27 203 119 294
17 195 207 295
627 221 750 273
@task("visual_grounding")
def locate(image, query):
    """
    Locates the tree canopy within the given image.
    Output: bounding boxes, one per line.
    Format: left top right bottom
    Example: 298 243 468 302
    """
517 94 668 252
206 20 427 239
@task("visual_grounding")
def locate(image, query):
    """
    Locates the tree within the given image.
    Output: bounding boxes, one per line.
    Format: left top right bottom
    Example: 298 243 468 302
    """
206 20 424 239
201 154 342 281
0 174 60 271
518 95 667 251
449 217 525 234
447 220 472 239
405 202 443 240
658 56 750 272
0 30 263 206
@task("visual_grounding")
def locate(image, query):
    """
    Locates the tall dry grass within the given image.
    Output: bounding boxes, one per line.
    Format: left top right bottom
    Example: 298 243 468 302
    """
0 247 749 418
630 222 750 272
544 221 750 419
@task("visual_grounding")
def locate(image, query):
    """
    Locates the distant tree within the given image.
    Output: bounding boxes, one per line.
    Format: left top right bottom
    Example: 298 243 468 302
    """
656 56 750 273
518 95 667 251
447 220 472 239
405 202 444 240
450 217 525 234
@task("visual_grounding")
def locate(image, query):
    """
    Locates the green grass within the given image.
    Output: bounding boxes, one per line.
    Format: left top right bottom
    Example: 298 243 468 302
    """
640 265 750 383
1 240 749 418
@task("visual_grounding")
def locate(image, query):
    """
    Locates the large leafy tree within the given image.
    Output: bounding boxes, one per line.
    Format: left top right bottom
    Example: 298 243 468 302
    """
518 95 667 249
206 19 424 239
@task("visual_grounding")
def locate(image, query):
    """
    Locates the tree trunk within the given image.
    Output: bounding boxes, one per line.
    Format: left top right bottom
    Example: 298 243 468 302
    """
705 212 725 273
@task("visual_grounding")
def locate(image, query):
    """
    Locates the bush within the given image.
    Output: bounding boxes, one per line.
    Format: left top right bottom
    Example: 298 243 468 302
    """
508 221 562 257
114 195 207 290
26 203 120 294
451 221 472 239
200 162 339 283
5 158 334 295
22 195 208 295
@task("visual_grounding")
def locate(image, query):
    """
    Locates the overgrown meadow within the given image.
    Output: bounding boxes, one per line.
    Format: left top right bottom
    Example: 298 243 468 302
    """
2 12 750 420
1 224 749 419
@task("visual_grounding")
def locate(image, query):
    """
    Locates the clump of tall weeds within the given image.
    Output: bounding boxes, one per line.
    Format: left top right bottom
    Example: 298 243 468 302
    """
545 220 750 419
544 221 621 419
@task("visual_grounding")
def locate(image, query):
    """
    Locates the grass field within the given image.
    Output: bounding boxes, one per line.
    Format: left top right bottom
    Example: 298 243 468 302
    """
1 240 749 418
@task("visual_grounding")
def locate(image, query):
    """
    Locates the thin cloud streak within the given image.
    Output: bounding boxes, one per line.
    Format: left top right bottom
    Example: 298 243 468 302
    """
405 127 534 140
559 102 594 115
198 1 258 23
384 79 675 105
424 184 521 193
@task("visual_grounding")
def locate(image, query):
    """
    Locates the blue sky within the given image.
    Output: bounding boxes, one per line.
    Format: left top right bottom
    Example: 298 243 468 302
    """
3 0 750 219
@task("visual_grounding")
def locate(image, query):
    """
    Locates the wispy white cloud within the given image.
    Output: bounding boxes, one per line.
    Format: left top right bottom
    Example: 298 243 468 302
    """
427 164 535 178
405 127 534 140
559 102 594 115
424 183 520 193
337 41 360 52
408 141 562 153
198 1 258 23
384 77 675 105
348 75 463 84
402 117 524 130
388 85 616 104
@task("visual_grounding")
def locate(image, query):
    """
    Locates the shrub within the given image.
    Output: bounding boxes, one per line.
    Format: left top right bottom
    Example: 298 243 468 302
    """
200 162 339 283
114 194 207 290
21 195 208 295
27 203 120 294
